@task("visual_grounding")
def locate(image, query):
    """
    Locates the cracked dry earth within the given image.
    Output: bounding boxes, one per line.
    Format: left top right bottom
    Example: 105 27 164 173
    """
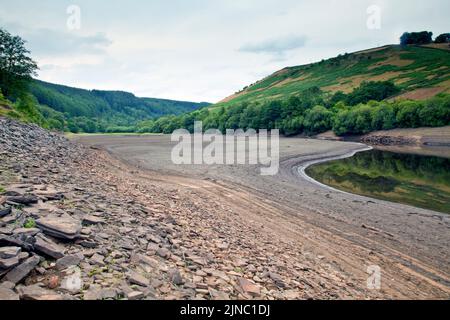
0 117 449 300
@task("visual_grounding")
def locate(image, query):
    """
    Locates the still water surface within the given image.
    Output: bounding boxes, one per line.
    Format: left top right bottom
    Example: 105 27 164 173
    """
306 149 450 214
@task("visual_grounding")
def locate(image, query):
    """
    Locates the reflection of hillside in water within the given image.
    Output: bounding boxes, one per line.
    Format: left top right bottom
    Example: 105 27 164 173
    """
306 150 450 214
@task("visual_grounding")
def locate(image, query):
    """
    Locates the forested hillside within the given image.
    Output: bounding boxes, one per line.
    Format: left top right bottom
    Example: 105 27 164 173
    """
29 80 209 133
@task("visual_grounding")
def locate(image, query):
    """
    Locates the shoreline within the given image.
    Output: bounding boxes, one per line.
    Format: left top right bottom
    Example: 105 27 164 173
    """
295 145 373 195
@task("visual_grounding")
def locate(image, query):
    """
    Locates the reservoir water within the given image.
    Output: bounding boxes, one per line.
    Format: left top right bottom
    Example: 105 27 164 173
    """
306 149 450 214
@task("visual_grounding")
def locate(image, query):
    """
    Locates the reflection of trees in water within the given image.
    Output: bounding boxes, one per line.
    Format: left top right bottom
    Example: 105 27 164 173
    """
329 171 398 193
307 150 450 213
336 150 450 186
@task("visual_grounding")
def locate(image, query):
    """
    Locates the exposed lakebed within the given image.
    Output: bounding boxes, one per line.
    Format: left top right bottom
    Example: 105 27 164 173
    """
306 149 450 214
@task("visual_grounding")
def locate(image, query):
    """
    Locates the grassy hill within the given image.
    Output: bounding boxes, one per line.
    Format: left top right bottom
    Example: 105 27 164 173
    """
27 80 209 132
218 45 450 107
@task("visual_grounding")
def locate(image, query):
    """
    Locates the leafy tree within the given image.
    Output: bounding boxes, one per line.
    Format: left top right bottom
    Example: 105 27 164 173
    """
281 116 304 136
400 31 433 46
345 81 400 105
434 33 450 43
303 105 333 134
396 101 422 128
0 29 38 98
418 95 450 127
371 104 396 130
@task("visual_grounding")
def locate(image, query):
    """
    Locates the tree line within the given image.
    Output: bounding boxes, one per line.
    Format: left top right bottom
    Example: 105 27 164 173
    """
400 31 450 46
136 83 449 137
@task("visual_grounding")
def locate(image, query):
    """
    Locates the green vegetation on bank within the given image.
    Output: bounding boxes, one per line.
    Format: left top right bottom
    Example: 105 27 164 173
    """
136 83 450 136
0 28 209 133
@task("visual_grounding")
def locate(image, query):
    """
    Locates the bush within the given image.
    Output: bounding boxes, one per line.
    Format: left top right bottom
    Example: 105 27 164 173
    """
418 95 450 127
396 101 423 128
371 104 396 130
303 105 333 134
345 81 400 106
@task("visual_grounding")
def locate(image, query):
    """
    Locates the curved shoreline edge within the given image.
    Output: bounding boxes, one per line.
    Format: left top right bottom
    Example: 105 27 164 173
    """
296 144 374 195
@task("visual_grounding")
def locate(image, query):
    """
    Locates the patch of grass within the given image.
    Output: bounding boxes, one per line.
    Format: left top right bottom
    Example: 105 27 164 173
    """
0 185 5 193
23 218 36 229
88 268 102 277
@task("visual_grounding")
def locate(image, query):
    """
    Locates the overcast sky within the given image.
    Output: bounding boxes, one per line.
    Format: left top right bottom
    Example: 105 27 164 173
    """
0 0 448 102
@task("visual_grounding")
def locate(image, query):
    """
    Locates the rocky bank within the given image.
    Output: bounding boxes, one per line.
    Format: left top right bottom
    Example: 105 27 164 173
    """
0 117 353 300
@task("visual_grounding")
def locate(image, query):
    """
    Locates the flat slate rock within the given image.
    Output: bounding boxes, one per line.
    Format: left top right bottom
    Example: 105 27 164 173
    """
0 287 20 300
36 215 81 240
0 256 20 269
0 205 12 217
17 285 65 300
0 246 21 259
4 255 40 284
82 215 106 225
56 253 83 270
34 234 65 259
6 195 39 205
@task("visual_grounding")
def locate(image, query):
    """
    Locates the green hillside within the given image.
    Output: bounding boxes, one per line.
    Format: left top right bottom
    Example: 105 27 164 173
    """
218 44 450 107
27 80 209 132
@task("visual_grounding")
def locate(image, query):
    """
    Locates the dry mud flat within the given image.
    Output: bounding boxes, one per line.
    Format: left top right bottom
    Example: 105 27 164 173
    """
76 134 450 299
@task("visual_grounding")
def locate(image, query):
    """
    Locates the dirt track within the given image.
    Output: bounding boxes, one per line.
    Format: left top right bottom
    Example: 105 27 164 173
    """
75 135 450 299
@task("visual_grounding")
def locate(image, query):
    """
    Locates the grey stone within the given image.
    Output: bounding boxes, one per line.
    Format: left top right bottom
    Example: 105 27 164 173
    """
82 215 106 225
0 235 30 250
4 255 40 284
34 234 65 259
0 281 15 290
0 287 19 300
90 253 105 266
83 286 117 300
156 248 170 259
0 206 12 218
56 253 83 270
0 256 19 269
17 284 64 300
6 195 39 205
0 246 21 259
169 269 184 285
127 291 144 300
36 215 81 240
128 271 150 287
13 228 40 237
